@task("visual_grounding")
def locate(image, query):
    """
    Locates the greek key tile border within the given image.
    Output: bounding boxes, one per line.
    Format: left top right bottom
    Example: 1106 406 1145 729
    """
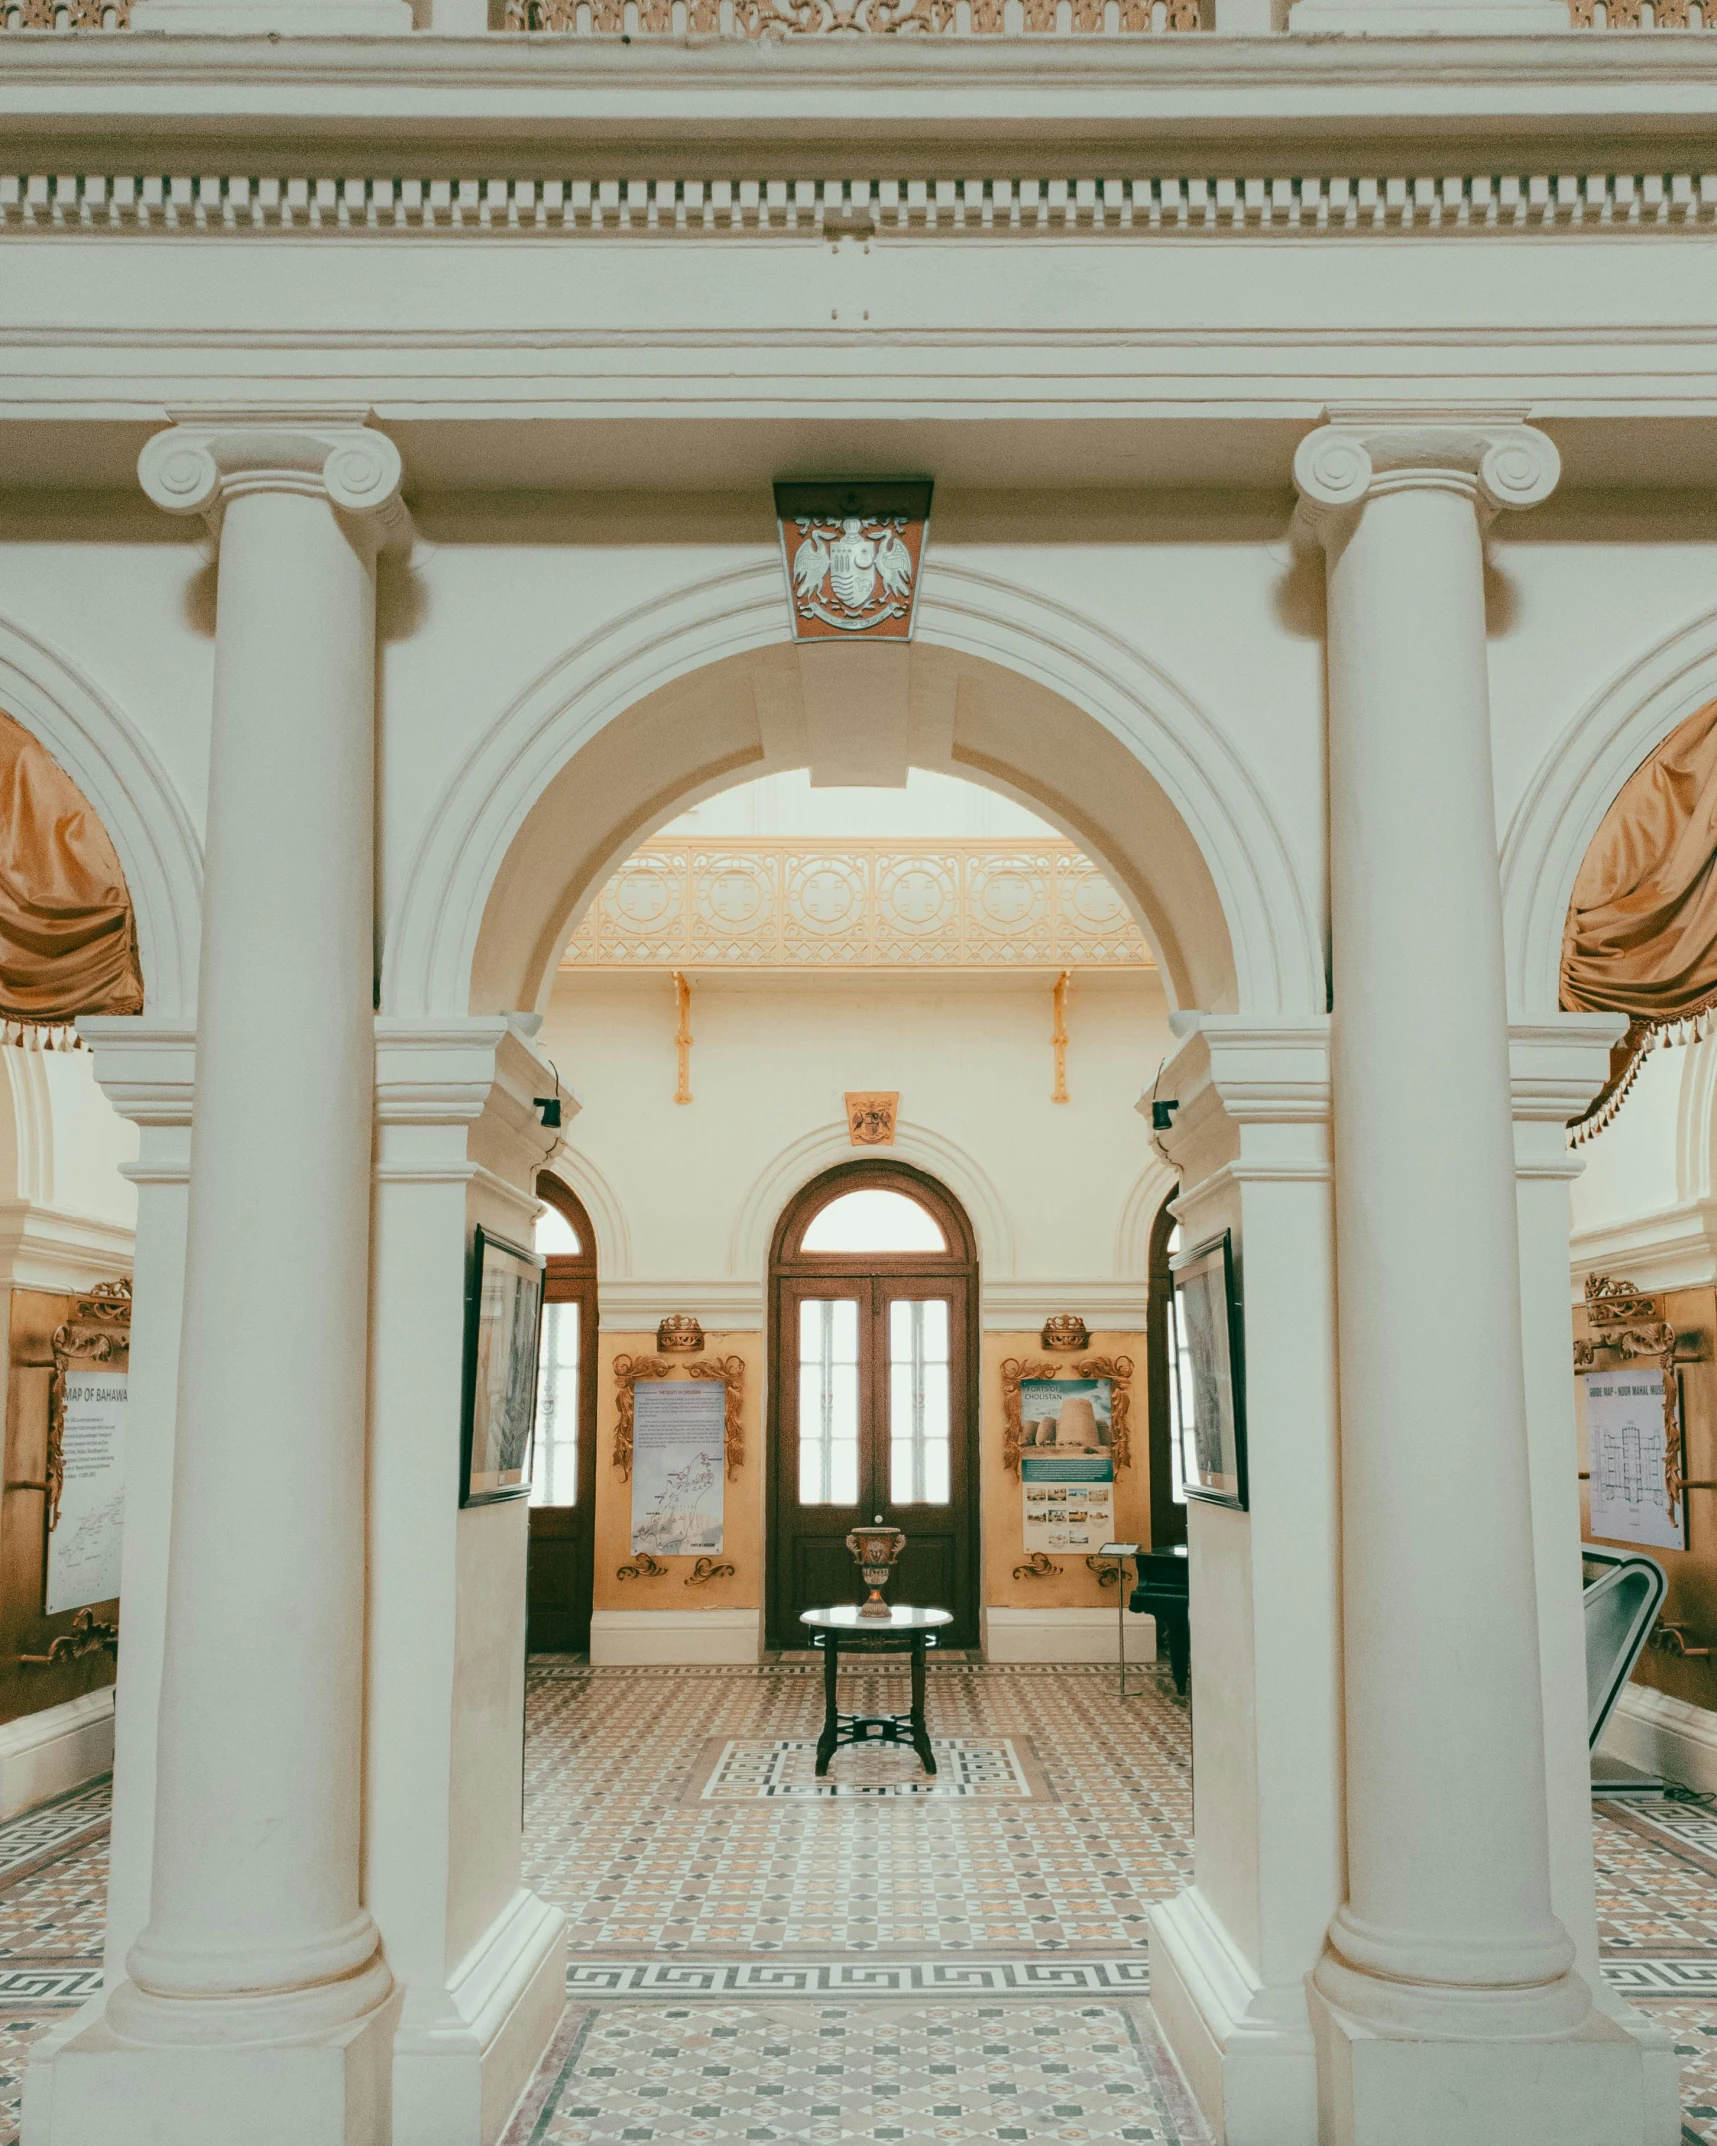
565 1956 1154 1998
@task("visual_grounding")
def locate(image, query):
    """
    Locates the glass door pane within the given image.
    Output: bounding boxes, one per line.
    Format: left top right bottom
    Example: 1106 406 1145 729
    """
888 1298 951 1505
531 1299 581 1507
799 1297 860 1505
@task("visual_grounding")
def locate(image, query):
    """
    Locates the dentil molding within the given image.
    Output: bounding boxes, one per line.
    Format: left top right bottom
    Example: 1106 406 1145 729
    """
3 168 1716 239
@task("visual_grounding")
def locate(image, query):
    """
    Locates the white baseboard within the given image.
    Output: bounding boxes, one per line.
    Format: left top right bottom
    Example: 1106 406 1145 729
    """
589 1609 761 1666
1150 1887 1318 2146
983 1607 1156 1665
1599 1682 1717 1795
0 1688 113 1819
393 1887 567 2146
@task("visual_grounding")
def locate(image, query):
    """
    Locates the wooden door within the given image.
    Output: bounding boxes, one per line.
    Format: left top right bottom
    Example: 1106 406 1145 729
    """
527 1176 599 1654
769 1165 978 1650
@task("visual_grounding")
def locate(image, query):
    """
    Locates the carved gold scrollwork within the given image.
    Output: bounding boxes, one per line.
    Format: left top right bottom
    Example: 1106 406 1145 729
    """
613 1350 746 1482
617 1552 668 1581
1014 1551 1063 1580
20 1608 118 1665
48 1279 131 1535
685 1557 737 1585
1000 1353 1133 1475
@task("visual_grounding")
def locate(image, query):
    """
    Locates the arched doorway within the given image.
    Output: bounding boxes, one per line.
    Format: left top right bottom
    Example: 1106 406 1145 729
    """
767 1162 979 1649
1144 1191 1188 1554
527 1173 599 1653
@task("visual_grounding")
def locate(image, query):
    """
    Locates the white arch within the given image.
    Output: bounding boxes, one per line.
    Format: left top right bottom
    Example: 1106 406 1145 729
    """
1115 1155 1180 1283
1502 601 1717 1021
541 1143 634 1284
0 617 202 1021
729 1119 1017 1286
385 558 1323 1025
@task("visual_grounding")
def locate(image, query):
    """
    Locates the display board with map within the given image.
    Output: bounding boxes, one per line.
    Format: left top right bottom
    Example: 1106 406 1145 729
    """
631 1380 727 1556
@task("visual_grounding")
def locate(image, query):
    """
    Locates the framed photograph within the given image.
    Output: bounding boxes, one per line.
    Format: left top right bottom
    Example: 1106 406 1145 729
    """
460 1226 546 1507
1172 1229 1248 1511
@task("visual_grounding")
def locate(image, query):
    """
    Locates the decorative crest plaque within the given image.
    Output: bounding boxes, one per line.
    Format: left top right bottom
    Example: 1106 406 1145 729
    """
775 480 933 641
846 1092 899 1147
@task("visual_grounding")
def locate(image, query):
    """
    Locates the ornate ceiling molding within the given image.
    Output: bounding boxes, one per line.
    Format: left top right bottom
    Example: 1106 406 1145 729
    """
560 838 1155 972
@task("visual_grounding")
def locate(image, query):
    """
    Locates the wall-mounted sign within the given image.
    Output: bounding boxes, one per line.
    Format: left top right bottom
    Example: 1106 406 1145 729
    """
1585 1367 1687 1551
46 1369 126 1616
631 1380 727 1557
774 479 933 642
1019 1376 1116 1553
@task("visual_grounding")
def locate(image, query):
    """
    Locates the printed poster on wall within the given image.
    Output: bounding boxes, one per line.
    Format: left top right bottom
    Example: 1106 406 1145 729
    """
1020 1376 1115 1553
1584 1367 1686 1552
46 1369 126 1615
631 1380 726 1557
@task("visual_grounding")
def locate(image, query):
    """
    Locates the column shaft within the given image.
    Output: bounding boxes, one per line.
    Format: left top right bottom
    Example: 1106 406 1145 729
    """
116 431 404 2041
1302 424 1584 2037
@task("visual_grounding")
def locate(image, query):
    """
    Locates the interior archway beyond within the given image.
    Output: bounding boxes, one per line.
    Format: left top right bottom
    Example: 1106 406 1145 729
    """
468 641 1239 1019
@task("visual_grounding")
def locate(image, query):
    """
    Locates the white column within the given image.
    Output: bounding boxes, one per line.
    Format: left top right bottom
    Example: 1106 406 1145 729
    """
27 418 410 2146
1296 411 1671 2146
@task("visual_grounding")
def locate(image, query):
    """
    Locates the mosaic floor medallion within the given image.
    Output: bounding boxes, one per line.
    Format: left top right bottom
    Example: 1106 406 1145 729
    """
689 1735 1049 1803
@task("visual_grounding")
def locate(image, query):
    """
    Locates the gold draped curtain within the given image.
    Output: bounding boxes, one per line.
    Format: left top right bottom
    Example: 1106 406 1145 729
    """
0 709 142 1024
1562 695 1717 1136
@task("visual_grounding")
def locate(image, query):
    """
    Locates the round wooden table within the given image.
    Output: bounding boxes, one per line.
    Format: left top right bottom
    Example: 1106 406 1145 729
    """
800 1604 954 1777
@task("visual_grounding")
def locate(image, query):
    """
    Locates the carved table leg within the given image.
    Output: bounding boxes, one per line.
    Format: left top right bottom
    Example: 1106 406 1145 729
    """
816 1635 840 1776
910 1636 936 1774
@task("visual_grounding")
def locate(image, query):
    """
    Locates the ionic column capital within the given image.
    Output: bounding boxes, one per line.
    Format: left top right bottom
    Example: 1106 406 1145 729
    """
1293 405 1560 547
138 410 412 554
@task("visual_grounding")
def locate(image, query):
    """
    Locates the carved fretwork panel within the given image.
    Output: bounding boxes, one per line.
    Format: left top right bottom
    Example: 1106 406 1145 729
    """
561 840 1154 973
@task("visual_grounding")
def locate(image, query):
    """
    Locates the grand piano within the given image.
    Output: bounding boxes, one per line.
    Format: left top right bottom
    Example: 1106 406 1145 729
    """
1130 1543 1189 1695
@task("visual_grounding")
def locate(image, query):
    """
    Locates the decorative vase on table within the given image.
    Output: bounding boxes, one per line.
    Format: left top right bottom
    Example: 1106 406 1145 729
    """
846 1517 907 1617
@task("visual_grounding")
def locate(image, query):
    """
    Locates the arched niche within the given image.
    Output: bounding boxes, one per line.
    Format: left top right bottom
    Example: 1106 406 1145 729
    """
385 559 1319 1025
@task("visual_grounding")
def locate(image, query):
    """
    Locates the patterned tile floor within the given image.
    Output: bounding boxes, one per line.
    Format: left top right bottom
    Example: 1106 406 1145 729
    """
8 1675 1717 2140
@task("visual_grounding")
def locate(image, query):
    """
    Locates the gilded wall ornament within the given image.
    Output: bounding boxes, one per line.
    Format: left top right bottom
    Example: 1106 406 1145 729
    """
48 1279 131 1533
1040 1314 1090 1352
613 1352 746 1482
1013 1551 1063 1580
657 1315 705 1354
1000 1353 1133 1474
846 1092 899 1147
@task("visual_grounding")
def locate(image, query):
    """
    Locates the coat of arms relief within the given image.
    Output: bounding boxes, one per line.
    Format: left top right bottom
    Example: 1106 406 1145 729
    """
774 480 933 642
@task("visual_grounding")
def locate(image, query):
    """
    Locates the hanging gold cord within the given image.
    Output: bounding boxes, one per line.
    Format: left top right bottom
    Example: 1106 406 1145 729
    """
1051 969 1070 1104
671 970 693 1105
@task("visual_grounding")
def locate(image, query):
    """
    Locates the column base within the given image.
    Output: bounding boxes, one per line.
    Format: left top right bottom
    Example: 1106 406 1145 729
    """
1307 1974 1681 2146
22 1980 401 2146
1149 1890 1318 2146
393 1888 567 2146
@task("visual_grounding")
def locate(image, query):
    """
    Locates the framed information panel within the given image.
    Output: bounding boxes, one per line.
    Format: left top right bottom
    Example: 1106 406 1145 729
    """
46 1281 131 1616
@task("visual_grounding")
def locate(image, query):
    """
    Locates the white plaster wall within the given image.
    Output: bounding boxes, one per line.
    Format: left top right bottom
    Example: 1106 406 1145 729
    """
541 963 1171 1323
1568 1040 1717 1293
0 1046 136 1290
0 506 216 844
